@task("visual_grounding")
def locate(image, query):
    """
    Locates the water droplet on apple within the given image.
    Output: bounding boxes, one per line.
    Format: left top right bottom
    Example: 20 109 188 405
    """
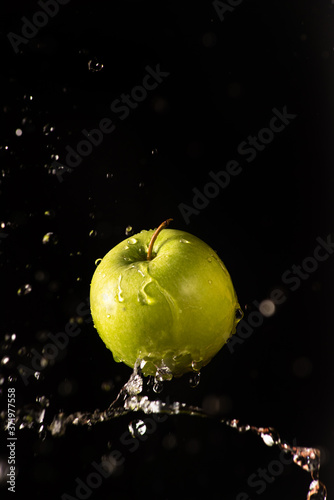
208 280 212 285
128 419 147 438
207 257 212 262
106 314 110 319
235 307 243 321
180 238 190 244
127 237 137 245
191 359 203 372
117 275 124 302
138 280 155 305
95 258 102 266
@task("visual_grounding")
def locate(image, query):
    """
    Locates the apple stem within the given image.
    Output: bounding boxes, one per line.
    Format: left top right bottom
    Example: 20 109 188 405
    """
147 218 173 260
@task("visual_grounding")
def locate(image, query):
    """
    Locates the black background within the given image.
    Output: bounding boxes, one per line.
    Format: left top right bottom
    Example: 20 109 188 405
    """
0 1 333 499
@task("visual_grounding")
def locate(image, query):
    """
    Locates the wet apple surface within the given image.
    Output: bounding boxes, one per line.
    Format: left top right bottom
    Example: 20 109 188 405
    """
90 220 242 378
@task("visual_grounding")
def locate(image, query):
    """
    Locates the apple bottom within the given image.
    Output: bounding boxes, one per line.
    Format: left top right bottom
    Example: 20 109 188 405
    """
105 328 237 379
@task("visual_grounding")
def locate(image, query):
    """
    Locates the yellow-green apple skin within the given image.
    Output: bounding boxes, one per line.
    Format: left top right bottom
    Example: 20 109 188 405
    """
90 228 242 377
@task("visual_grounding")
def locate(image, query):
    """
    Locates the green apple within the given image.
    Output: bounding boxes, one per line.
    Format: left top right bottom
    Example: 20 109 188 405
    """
90 220 242 378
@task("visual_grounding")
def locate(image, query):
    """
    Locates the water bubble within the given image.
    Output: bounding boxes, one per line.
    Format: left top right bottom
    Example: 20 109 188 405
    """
127 237 137 245
88 58 104 72
128 419 147 438
17 284 32 296
125 225 133 236
42 232 58 245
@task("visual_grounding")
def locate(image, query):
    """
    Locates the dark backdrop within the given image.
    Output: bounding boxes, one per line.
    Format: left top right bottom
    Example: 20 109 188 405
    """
0 1 333 499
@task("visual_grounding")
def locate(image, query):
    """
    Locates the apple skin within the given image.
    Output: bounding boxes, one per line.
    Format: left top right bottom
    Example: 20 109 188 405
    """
90 228 242 378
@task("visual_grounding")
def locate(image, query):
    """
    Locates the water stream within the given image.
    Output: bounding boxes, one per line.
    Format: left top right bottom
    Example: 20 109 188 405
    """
1 358 327 499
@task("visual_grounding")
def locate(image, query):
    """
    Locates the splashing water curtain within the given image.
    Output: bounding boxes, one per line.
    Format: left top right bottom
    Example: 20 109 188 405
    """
1 359 327 500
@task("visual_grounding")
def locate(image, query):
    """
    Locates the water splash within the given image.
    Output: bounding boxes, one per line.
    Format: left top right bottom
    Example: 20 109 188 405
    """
0 360 327 499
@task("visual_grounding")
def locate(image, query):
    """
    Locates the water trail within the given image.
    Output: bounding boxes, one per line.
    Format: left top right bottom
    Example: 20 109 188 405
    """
0 359 327 499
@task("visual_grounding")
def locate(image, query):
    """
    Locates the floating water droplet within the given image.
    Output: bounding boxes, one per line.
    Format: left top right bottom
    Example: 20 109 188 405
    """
42 232 58 245
88 58 104 72
18 346 27 356
15 128 23 137
188 371 201 388
106 172 113 179
125 225 133 236
127 237 137 245
43 124 55 135
1 356 10 365
153 380 164 393
128 419 147 438
44 209 55 218
17 284 32 296
151 148 158 156
259 299 276 317
89 230 97 237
